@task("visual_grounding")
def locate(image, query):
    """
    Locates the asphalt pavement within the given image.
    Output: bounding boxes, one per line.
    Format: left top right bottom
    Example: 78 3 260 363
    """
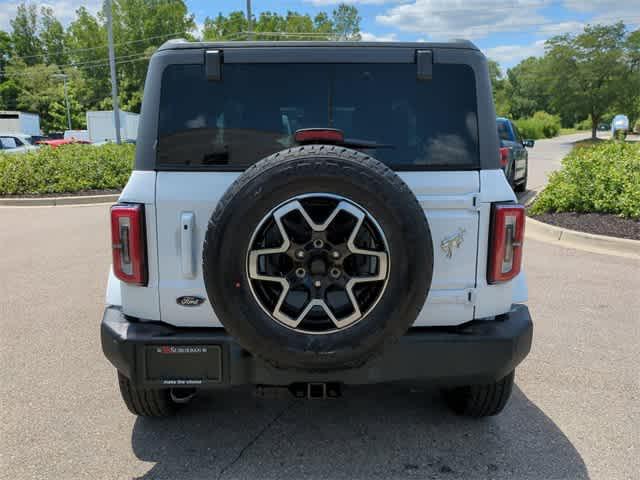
1 134 638 479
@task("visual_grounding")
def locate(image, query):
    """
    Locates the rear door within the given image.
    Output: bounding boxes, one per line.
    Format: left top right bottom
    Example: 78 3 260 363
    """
155 48 481 327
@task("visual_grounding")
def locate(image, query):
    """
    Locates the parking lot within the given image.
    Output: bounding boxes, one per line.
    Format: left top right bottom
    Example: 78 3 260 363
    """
1 135 639 479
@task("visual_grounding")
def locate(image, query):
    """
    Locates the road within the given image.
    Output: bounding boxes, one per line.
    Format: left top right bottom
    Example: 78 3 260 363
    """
1 135 638 479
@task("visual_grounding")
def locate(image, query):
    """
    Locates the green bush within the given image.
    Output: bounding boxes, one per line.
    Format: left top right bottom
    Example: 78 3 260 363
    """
530 141 640 219
0 143 134 195
515 111 562 139
575 117 592 131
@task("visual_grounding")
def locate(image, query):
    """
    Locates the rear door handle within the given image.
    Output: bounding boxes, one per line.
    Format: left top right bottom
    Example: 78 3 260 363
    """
180 212 195 278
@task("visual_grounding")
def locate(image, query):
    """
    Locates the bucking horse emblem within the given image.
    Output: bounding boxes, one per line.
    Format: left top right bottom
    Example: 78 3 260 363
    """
440 228 466 259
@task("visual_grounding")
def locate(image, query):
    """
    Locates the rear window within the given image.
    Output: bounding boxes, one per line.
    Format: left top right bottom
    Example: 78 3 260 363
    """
157 62 479 170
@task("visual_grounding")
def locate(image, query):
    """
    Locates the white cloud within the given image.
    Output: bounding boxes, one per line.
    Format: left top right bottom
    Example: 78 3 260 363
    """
376 0 551 40
538 21 585 36
360 31 397 41
563 0 640 27
485 39 546 65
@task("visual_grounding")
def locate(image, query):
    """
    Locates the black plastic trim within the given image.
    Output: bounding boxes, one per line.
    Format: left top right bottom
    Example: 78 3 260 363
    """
101 304 532 388
224 47 415 63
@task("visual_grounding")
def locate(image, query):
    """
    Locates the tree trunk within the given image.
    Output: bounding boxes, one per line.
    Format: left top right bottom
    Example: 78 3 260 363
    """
591 115 599 140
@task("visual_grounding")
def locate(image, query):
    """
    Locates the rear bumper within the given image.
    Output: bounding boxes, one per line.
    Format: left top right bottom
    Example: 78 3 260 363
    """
101 304 532 388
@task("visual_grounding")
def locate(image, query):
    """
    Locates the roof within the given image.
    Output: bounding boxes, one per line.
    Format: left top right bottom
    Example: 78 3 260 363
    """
157 39 479 52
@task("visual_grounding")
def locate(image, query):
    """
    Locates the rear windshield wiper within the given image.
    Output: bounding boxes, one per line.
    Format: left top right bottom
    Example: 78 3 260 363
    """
294 128 394 150
341 138 395 149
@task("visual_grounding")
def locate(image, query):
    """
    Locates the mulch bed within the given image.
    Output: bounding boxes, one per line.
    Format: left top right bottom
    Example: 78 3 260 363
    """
530 211 640 241
0 189 121 199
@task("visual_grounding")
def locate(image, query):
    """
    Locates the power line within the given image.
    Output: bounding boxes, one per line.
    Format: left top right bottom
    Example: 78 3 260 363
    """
9 31 190 61
1 55 151 78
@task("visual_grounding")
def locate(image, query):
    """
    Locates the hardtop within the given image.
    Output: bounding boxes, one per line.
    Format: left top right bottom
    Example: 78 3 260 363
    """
135 40 499 172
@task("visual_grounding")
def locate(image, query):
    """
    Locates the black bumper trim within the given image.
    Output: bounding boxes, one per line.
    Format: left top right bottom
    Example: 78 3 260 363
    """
101 305 532 388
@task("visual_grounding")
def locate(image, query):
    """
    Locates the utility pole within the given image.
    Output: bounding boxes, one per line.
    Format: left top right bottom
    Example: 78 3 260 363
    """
104 0 121 144
52 73 71 130
246 0 253 40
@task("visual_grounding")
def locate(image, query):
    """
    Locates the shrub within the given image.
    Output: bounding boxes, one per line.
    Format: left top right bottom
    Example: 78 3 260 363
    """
575 117 592 131
515 111 562 139
0 143 134 196
530 141 640 219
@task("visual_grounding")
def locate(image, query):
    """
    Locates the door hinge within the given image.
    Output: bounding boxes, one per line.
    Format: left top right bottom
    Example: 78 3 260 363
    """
206 50 221 81
416 50 433 80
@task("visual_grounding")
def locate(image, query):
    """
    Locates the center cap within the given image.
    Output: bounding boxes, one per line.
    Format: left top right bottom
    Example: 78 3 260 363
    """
309 257 327 276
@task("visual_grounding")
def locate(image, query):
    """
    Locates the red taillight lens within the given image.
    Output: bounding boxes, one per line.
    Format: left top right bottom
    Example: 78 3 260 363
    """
111 204 147 286
488 203 525 284
294 128 344 144
499 147 510 167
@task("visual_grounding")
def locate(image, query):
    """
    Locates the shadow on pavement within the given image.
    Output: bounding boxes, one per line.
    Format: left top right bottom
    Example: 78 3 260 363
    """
131 383 588 480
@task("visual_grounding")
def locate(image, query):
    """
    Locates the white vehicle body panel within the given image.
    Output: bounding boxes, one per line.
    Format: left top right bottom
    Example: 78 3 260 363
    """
87 110 139 142
109 168 525 327
0 111 41 136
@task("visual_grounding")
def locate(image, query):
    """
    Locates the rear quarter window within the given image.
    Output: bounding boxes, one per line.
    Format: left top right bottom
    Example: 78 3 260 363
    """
157 61 479 171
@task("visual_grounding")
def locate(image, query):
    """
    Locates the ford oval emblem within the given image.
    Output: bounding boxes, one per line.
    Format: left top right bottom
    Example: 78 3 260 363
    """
176 296 206 307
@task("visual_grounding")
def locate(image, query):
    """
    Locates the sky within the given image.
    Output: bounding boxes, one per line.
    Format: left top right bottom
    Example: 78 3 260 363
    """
1 0 639 69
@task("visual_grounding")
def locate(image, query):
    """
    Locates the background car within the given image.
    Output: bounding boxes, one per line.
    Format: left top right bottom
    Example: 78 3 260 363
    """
0 132 39 154
496 117 534 192
36 138 92 149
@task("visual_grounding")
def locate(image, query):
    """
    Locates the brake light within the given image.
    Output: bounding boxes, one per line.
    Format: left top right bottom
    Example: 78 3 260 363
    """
499 147 510 167
488 204 525 284
111 204 147 285
295 128 344 144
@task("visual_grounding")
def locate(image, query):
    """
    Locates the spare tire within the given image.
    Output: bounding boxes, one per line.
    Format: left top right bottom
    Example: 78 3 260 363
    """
203 145 433 370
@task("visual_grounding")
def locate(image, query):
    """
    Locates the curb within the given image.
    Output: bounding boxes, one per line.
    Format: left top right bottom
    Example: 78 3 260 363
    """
0 193 119 207
526 216 640 260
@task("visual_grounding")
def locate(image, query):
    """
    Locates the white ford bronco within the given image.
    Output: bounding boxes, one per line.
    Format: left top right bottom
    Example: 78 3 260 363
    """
101 40 532 418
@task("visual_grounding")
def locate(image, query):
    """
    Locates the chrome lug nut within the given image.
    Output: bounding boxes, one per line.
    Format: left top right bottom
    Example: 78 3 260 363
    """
314 280 322 288
331 250 340 259
295 268 306 278
330 268 341 279
295 250 305 259
313 239 324 249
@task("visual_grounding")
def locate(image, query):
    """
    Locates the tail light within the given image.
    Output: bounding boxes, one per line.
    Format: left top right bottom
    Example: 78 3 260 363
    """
111 204 147 285
499 147 510 168
488 203 525 284
295 128 344 144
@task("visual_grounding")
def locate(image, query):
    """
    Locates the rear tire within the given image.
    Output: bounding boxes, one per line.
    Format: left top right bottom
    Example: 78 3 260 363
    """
117 372 177 417
442 371 515 417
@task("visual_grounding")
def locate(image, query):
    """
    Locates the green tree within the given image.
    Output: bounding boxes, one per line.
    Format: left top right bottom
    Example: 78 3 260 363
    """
488 59 510 116
0 30 12 80
504 56 552 120
65 7 110 111
110 0 195 111
614 29 640 127
202 11 247 40
10 3 42 65
545 22 629 138
332 4 361 41
40 6 67 66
